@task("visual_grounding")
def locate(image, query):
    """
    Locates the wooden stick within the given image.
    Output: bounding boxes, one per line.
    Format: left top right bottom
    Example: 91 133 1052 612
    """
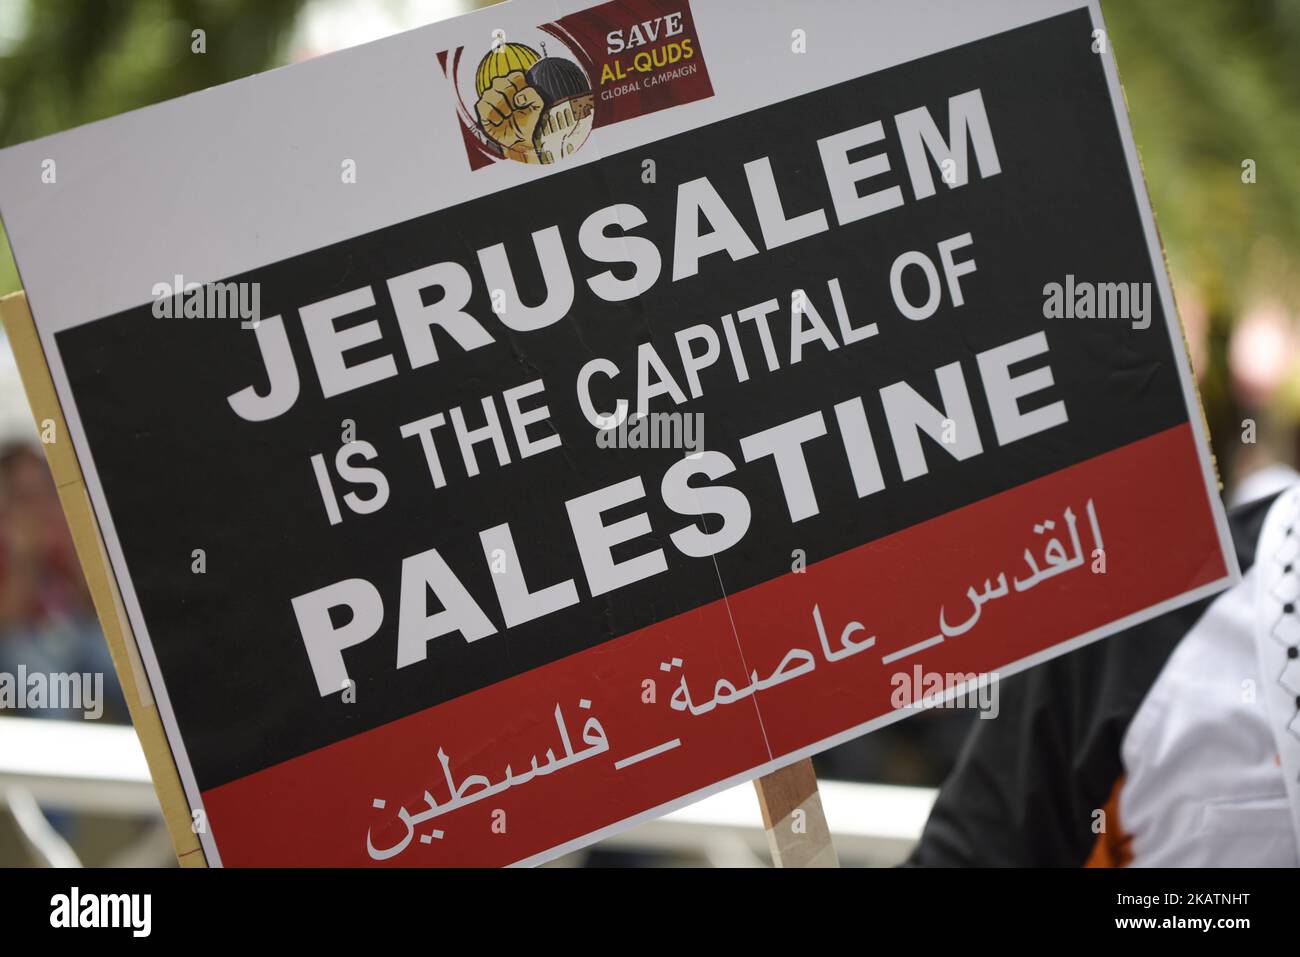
753 758 839 867
0 291 206 867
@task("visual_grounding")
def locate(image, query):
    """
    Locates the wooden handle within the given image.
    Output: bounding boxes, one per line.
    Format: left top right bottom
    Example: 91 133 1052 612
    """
753 758 839 867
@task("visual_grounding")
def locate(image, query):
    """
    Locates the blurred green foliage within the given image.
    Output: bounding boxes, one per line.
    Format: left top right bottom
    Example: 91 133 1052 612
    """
0 0 307 293
1099 0 1300 465
1104 0 1300 312
0 0 1297 320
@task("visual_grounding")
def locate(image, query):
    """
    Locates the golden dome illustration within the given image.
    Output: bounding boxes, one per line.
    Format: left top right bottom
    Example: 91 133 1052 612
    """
475 42 542 96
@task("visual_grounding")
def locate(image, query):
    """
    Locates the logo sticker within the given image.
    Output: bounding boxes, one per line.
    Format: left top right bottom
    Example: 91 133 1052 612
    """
439 1 714 170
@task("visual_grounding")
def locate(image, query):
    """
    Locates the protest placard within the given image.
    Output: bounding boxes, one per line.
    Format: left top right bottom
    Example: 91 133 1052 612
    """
0 0 1234 866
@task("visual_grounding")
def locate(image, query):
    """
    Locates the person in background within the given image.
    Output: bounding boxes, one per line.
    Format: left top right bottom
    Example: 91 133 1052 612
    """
0 440 125 722
907 487 1300 867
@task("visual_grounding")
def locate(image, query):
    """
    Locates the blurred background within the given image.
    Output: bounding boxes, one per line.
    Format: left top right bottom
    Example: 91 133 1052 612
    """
0 0 1297 867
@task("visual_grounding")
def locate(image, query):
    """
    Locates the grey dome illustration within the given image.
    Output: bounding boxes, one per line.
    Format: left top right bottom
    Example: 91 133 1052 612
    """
526 46 591 108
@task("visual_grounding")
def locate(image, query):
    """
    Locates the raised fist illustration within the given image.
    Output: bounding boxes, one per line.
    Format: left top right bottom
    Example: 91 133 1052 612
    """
476 71 545 163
